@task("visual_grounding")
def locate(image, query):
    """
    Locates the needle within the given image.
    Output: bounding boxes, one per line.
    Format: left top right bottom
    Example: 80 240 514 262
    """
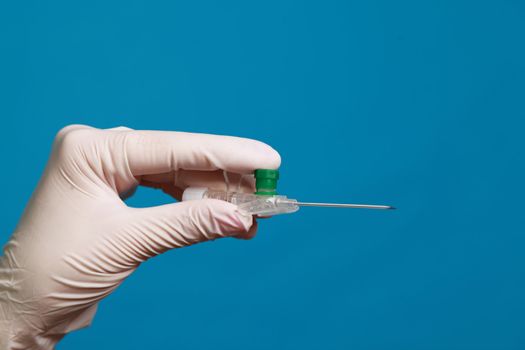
281 200 395 210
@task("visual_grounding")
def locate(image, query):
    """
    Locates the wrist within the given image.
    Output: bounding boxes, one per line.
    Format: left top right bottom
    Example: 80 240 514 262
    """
0 257 61 350
0 298 63 350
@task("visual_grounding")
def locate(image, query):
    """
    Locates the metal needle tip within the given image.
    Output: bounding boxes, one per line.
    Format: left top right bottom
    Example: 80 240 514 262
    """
290 201 395 210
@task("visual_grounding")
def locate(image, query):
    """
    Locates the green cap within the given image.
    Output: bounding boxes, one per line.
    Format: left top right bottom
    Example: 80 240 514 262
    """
254 169 279 195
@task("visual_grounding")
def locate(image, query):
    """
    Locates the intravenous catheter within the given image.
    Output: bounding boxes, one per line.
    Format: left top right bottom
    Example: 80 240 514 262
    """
182 169 395 217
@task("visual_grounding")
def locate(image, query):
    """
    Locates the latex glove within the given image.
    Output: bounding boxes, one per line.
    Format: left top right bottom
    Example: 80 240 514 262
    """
0 125 280 350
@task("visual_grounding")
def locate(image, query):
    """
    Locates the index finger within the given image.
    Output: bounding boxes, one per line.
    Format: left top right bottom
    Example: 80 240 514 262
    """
123 130 281 176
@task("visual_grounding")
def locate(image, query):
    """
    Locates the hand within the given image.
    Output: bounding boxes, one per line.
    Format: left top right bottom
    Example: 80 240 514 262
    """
0 125 280 349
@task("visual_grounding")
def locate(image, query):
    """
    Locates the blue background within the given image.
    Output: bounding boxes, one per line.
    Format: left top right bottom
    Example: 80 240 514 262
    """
1 1 524 349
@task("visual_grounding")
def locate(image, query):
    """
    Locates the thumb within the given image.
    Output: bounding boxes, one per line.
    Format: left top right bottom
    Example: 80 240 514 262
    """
117 199 254 262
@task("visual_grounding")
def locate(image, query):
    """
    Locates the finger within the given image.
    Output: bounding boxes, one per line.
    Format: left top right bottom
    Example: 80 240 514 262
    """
233 219 258 240
118 199 254 262
124 131 281 176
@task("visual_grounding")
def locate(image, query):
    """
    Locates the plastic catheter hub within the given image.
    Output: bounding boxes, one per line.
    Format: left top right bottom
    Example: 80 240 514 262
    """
254 169 279 195
182 187 299 216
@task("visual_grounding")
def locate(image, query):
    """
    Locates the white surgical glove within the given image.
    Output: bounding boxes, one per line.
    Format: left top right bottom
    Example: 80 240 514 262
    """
0 125 280 350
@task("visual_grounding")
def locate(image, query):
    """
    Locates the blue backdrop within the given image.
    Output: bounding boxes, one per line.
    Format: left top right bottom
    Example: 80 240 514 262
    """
1 1 524 349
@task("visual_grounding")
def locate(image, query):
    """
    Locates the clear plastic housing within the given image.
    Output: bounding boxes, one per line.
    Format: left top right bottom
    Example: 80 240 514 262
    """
202 189 299 216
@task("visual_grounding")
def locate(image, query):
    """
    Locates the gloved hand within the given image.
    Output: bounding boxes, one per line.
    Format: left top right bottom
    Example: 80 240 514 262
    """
0 125 280 350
